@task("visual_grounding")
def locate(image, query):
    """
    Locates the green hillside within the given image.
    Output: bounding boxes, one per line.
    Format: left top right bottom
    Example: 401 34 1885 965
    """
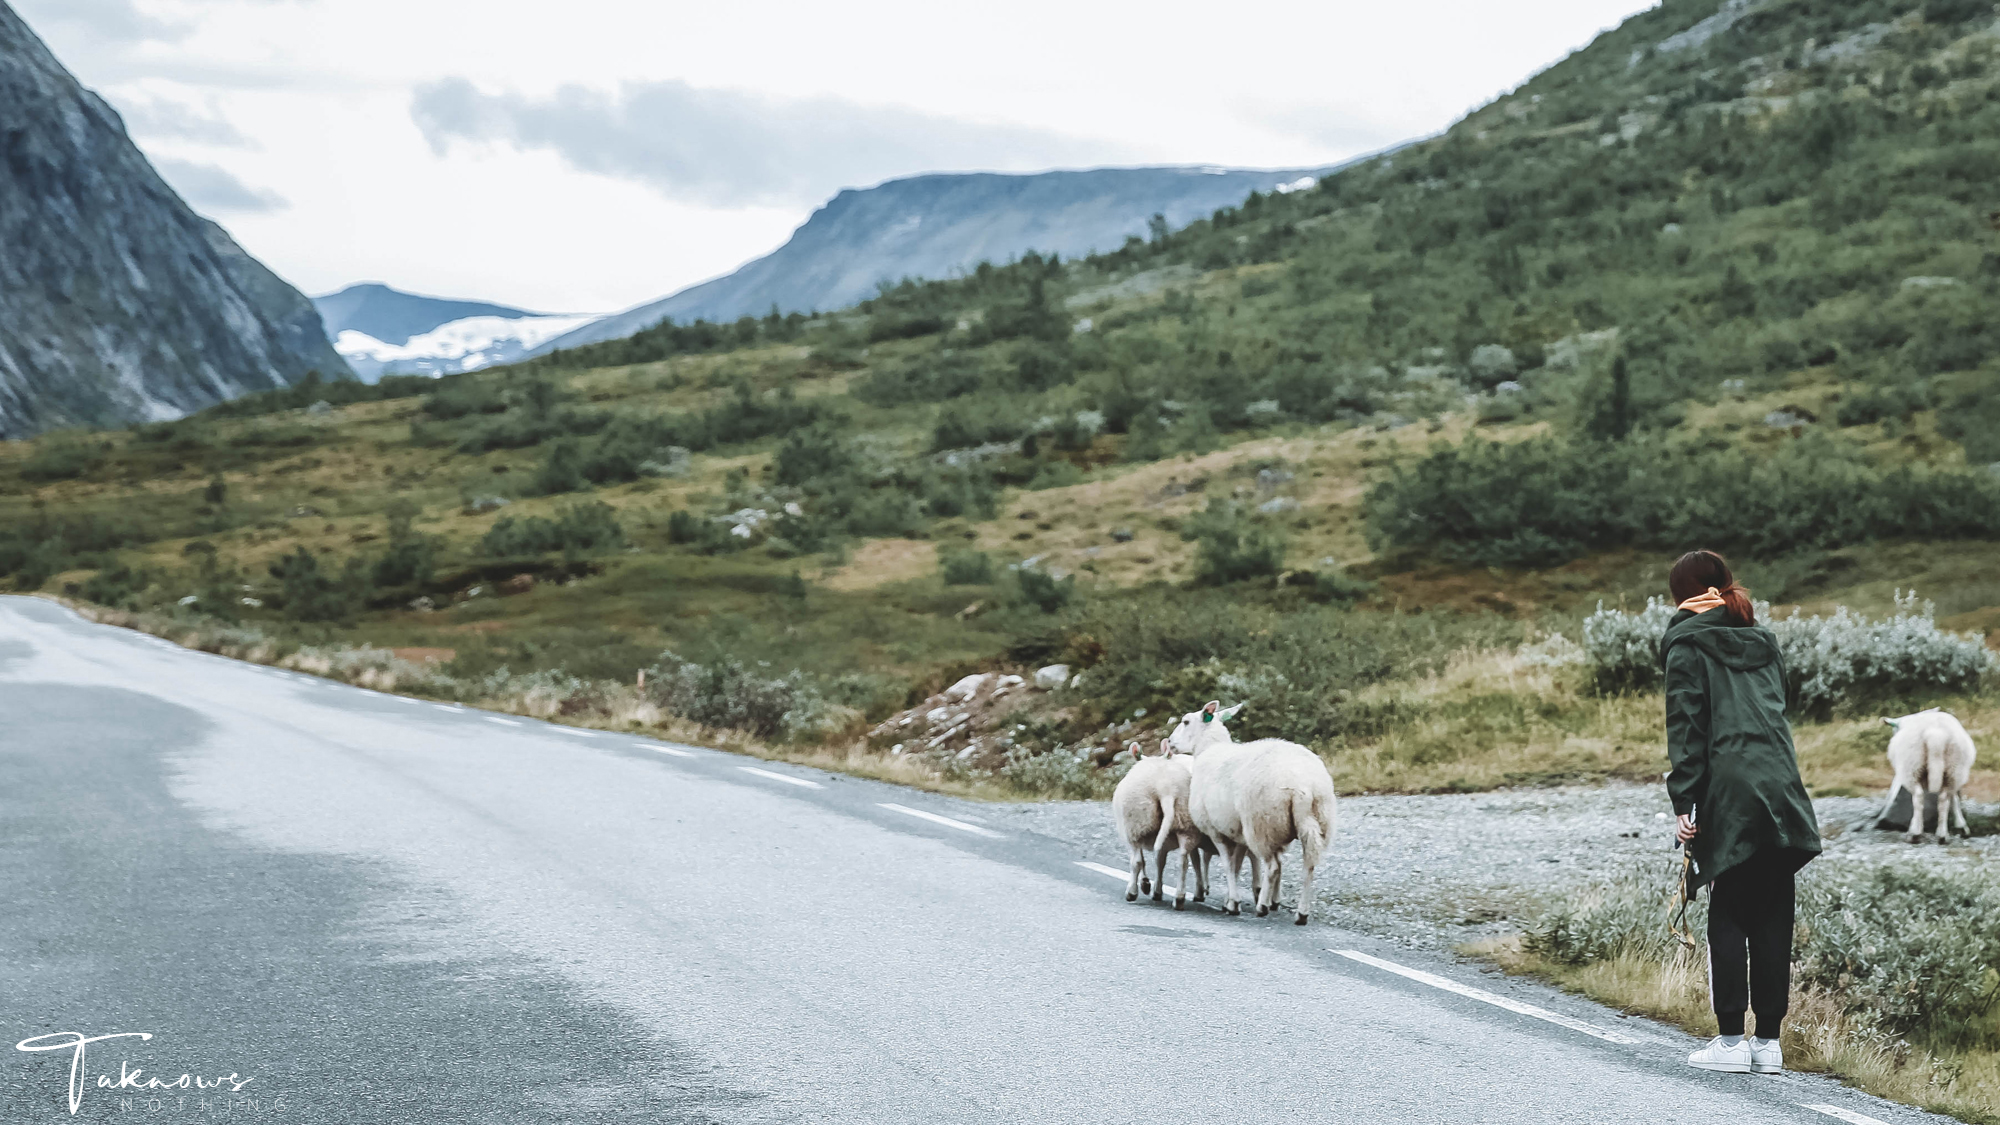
4 0 1998 795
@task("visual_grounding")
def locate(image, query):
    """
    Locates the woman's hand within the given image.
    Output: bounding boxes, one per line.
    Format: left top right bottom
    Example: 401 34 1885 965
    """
1675 814 1698 844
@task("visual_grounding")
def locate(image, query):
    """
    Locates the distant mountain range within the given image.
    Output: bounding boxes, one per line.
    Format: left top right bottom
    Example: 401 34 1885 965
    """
0 0 347 438
531 165 1336 357
313 283 601 380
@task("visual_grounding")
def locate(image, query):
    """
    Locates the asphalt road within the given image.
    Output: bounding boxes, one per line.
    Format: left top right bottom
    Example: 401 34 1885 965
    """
0 596 1948 1125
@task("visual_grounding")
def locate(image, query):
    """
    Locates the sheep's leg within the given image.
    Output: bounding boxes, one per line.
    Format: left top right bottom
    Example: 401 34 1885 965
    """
1172 841 1190 911
1928 749 1951 843
1909 784 1929 842
1953 786 1971 836
1193 846 1210 902
1265 853 1284 914
1151 817 1176 902
1223 843 1246 916
1125 844 1144 902
1253 849 1276 917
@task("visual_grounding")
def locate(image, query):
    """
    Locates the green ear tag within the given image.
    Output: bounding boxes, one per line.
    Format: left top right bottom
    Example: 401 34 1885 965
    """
1201 712 1213 723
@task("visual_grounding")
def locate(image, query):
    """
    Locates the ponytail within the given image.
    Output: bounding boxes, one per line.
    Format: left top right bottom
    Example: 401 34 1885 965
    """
1719 583 1755 626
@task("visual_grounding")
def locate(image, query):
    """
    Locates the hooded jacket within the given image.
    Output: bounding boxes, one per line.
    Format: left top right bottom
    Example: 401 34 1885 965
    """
1661 606 1822 890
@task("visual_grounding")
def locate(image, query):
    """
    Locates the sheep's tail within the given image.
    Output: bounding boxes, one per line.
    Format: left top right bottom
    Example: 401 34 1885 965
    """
1925 727 1949 795
1288 787 1327 925
1153 793 1179 855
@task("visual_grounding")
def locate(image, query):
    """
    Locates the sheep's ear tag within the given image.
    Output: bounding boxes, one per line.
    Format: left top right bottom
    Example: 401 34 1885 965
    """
1883 717 1901 730
1201 712 1213 723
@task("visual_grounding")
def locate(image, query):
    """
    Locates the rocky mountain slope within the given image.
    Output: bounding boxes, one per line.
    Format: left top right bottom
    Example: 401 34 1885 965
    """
534 165 1335 354
0 1 346 438
314 282 599 380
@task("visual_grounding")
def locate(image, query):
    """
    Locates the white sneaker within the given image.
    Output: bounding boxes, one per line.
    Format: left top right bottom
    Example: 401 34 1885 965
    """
1750 1037 1783 1074
1688 1036 1753 1073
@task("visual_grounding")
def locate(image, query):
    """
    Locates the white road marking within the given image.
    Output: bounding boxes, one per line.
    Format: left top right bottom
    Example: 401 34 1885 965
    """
1801 1107 1892 1125
738 766 822 788
878 803 1003 838
648 745 697 758
1332 950 1640 1044
1075 860 1184 898
394 697 424 705
551 727 598 737
485 717 522 727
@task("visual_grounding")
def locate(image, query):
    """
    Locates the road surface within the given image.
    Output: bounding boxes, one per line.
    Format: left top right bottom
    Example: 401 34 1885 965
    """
0 596 1943 1124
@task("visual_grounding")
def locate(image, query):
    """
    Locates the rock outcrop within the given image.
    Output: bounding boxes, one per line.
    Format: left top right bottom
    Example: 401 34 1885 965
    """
0 2 348 438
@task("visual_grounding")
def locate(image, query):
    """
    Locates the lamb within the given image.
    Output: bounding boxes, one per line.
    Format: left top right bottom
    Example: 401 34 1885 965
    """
1110 741 1211 908
1882 709 1977 843
1175 701 1337 924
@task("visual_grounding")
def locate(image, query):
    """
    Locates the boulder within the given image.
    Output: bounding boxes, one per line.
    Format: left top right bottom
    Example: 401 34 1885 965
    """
1034 664 1072 691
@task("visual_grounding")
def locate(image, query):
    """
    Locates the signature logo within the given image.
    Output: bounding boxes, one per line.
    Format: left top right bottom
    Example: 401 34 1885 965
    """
16 1032 253 1116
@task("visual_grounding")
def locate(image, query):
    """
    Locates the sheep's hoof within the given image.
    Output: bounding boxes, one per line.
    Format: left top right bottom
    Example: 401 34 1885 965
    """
1294 913 1309 926
1125 891 1137 902
1140 877 1152 894
1225 902 1240 916
1194 891 1206 902
1151 891 1163 902
1256 904 1269 918
1173 898 1185 912
1908 833 1925 844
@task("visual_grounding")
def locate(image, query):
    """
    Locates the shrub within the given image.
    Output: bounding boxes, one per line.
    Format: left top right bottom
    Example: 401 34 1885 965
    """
644 650 835 740
1577 592 1995 709
1184 498 1286 585
1530 855 2000 1043
1797 861 2000 1040
267 547 357 622
940 550 996 585
479 502 625 557
1366 435 2000 567
1014 565 1075 613
999 744 1118 799
21 440 105 482
80 563 154 610
370 503 437 589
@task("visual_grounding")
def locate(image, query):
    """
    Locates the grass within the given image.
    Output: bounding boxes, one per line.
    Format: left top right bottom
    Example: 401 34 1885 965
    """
1477 940 2000 1124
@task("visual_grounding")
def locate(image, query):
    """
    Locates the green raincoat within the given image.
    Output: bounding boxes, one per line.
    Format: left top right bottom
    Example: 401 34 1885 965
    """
1662 606 1822 890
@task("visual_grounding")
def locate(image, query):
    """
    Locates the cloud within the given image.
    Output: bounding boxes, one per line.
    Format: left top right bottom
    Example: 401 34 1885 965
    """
152 158 288 213
116 98 254 147
409 77 1123 208
13 0 187 45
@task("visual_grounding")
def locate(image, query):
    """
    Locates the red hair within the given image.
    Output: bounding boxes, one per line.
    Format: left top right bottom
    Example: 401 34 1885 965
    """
1669 549 1755 625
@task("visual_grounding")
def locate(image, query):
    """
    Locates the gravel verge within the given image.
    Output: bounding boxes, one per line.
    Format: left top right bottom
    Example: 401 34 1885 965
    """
991 785 2000 951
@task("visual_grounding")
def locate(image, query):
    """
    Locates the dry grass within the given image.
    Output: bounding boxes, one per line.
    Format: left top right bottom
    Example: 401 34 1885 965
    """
1475 938 2000 1124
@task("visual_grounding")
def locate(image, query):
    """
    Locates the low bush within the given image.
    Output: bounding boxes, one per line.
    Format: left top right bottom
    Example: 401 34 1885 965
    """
1578 592 1995 711
1183 498 1286 585
20 439 106 482
1014 565 1075 613
643 650 847 741
940 550 996 586
479 502 626 557
1528 854 2000 1044
1366 434 2000 567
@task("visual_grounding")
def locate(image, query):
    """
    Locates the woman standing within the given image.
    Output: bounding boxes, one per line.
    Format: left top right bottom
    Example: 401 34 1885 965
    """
1663 549 1821 1075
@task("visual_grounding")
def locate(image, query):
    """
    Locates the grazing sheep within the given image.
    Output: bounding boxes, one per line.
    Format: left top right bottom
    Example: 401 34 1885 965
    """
1883 709 1977 843
1110 742 1212 908
1188 735 1337 924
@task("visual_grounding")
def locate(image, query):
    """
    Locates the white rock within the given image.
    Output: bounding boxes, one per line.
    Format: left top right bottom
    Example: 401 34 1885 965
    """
944 672 994 701
926 707 951 726
1034 664 1072 690
177 594 199 606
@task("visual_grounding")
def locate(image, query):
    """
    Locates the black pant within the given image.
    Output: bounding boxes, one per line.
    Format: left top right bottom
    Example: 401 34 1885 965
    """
1706 850 1796 1039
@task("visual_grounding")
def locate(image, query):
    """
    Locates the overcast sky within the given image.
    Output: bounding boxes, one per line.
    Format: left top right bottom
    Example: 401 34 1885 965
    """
17 0 1658 314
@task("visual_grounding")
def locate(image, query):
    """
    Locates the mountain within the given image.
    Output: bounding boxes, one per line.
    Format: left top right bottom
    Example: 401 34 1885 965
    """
534 165 1335 355
0 2 348 439
312 282 600 380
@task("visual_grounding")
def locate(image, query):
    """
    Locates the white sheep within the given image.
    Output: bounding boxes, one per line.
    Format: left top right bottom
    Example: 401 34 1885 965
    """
1174 701 1337 923
1110 741 1212 908
1883 709 1977 843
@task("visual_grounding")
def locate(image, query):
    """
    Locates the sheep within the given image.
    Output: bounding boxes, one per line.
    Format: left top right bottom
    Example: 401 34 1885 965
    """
1882 709 1977 843
1188 732 1337 924
1110 741 1212 908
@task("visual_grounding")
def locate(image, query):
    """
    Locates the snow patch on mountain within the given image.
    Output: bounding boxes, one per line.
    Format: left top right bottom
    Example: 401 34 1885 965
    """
336 314 601 380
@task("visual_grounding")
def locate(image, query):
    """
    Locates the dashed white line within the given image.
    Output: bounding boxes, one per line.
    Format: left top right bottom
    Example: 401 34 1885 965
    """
394 697 424 705
551 727 598 738
484 717 522 727
738 766 821 788
1801 1107 1892 1125
1074 860 1184 898
1332 950 1639 1044
878 803 1003 838
648 745 697 758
